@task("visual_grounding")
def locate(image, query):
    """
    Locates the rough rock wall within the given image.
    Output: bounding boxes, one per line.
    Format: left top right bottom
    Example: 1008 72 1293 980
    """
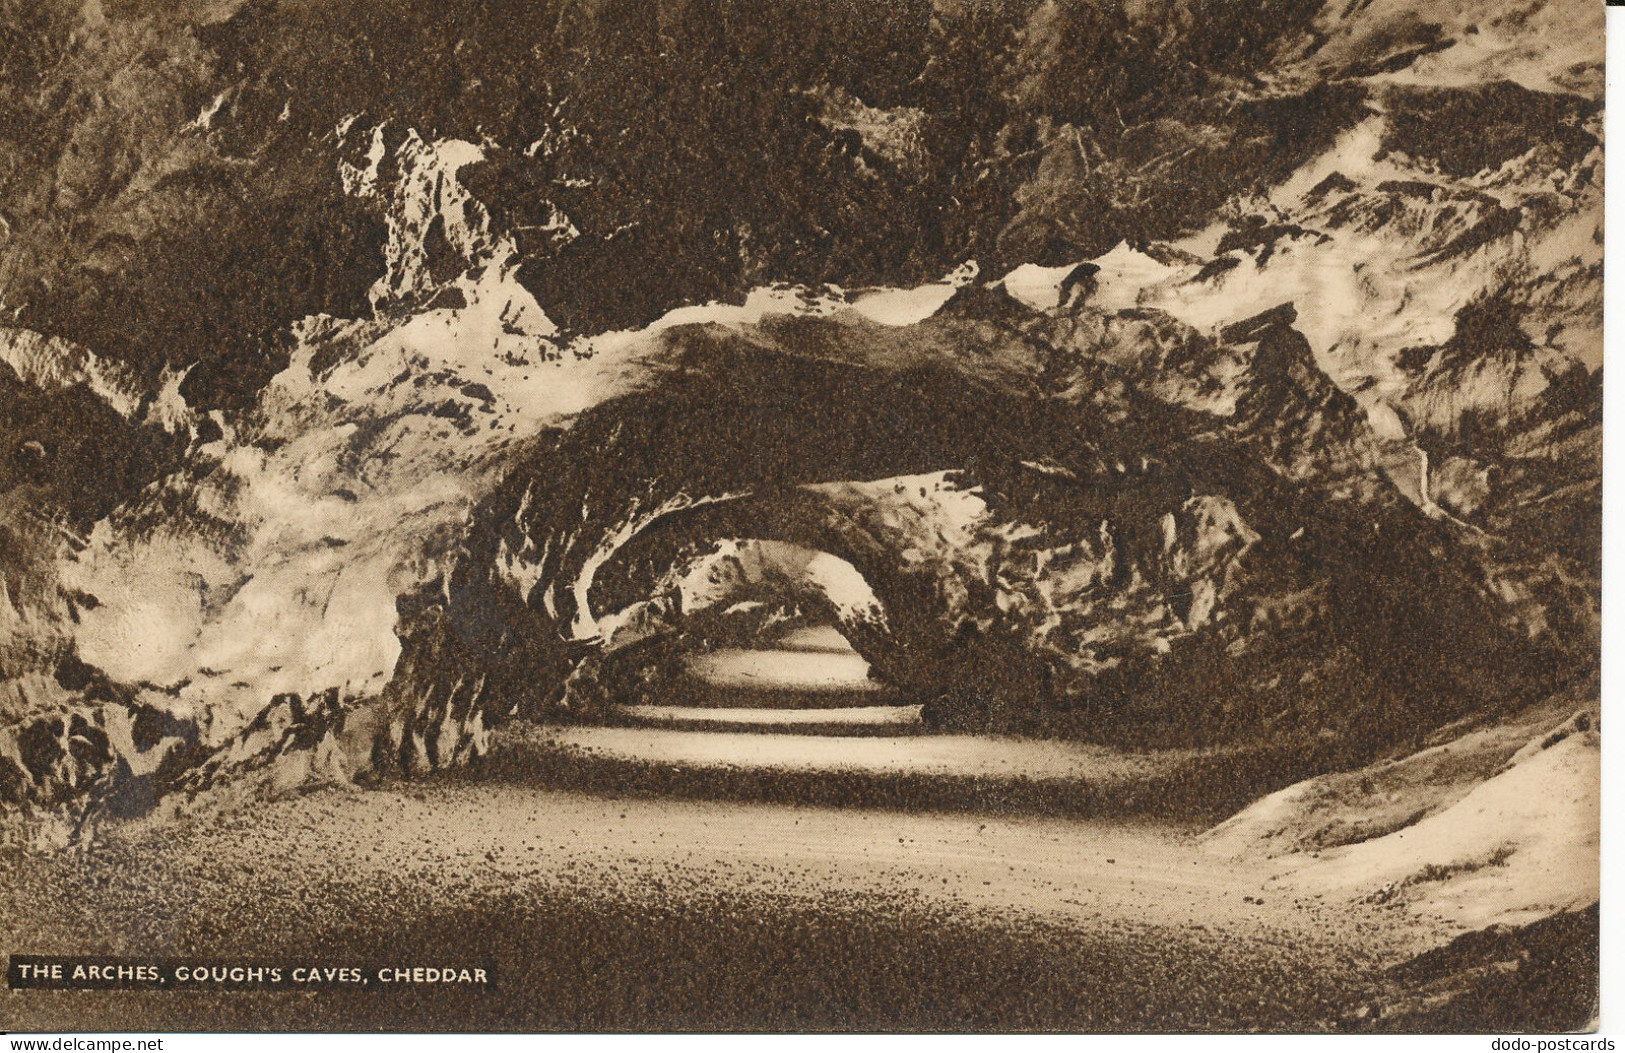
0 0 1602 839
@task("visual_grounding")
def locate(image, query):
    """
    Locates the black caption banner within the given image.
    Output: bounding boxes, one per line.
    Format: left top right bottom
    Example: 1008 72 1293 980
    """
7 956 494 991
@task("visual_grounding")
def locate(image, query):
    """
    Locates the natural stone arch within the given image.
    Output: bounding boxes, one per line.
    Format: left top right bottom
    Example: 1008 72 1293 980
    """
570 481 986 698
566 536 896 715
352 313 1546 779
595 537 890 660
360 331 1108 752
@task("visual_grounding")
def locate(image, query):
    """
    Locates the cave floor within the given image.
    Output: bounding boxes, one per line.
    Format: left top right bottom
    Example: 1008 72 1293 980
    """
3 774 1433 1032
0 629 1592 1031
487 617 1292 819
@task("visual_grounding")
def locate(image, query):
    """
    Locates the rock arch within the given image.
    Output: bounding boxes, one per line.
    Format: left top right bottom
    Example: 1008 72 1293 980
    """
329 311 1545 781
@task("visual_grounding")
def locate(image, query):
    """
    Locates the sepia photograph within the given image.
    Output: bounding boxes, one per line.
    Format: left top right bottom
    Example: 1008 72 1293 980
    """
0 0 1607 1036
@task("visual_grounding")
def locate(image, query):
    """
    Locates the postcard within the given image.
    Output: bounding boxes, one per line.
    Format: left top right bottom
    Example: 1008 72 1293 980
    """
0 0 1603 1035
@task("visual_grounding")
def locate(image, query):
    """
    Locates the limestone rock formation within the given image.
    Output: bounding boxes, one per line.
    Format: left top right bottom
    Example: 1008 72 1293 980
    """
0 8 1601 975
